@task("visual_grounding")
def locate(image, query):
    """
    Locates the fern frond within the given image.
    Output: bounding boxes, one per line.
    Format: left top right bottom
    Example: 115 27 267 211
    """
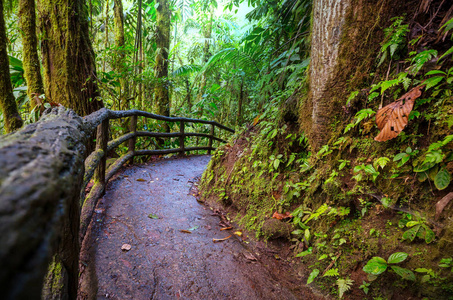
337 278 354 299
323 268 339 277
172 64 202 77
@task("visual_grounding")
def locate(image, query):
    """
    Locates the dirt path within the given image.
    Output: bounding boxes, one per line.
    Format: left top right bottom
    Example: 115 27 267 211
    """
79 155 320 300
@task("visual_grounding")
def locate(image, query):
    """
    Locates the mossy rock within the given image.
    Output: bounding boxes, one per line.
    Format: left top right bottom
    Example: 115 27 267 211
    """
261 218 295 240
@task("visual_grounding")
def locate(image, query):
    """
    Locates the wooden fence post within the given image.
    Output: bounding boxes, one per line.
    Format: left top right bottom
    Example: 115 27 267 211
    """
94 119 109 185
128 115 137 163
208 124 214 155
179 121 185 155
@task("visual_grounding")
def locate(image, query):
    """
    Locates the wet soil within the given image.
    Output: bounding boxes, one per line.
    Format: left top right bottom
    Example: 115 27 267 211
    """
78 155 320 300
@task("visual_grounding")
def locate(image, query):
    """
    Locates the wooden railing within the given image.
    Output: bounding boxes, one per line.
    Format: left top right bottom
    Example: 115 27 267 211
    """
79 108 234 242
0 107 234 300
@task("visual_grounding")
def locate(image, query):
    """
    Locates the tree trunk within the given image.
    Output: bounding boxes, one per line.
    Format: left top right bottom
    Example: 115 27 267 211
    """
18 0 44 109
113 0 128 109
153 0 170 131
196 11 214 113
0 0 23 133
301 0 411 150
38 0 103 116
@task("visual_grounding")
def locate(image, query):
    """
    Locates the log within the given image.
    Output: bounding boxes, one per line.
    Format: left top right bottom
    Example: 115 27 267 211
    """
0 107 88 300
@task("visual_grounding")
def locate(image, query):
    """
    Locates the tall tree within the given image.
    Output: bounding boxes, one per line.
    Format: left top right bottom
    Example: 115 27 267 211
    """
38 0 103 116
0 0 23 132
113 0 129 109
19 0 44 109
301 0 411 150
154 0 171 127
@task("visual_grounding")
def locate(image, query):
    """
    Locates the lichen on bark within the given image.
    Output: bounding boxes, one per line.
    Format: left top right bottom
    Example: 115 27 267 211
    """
19 0 44 109
0 0 23 133
153 0 171 131
37 0 103 116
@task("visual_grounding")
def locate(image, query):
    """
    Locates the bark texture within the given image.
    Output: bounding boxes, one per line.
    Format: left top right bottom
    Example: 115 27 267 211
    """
0 107 88 300
302 0 414 150
38 0 103 116
153 0 171 129
113 0 129 109
0 0 23 133
18 0 44 108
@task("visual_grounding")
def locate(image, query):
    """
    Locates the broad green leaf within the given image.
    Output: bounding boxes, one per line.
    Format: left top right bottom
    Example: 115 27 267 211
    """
423 225 435 244
413 161 436 173
424 76 444 90
415 268 430 273
393 153 407 162
307 269 319 284
439 46 453 61
402 225 420 242
425 70 446 76
390 266 416 281
434 168 451 190
387 252 408 264
406 221 420 228
417 172 428 182
363 257 387 275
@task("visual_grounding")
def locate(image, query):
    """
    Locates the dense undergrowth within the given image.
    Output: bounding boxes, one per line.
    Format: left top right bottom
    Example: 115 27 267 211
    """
200 15 453 300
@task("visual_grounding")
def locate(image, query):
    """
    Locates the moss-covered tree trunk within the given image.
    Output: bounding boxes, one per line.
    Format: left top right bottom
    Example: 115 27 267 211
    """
19 0 44 109
38 0 103 116
0 0 23 133
114 0 129 110
301 0 409 150
196 12 214 115
153 0 170 131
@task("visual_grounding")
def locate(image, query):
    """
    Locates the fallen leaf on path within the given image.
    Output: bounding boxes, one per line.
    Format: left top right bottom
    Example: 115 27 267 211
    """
220 227 233 231
136 178 147 182
234 231 243 237
188 226 199 231
213 235 232 243
272 211 292 220
180 230 192 234
243 252 257 261
374 86 422 142
121 244 132 251
148 213 159 219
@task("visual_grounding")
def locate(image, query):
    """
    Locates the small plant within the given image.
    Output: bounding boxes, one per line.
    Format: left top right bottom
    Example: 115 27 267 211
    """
337 278 354 299
352 163 380 182
398 213 435 244
377 16 410 67
359 281 371 295
323 268 339 277
439 257 453 272
393 147 418 167
363 252 415 281
344 108 375 133
415 267 439 283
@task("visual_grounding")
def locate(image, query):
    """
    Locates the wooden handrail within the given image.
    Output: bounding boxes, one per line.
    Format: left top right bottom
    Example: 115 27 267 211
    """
79 109 234 244
0 106 234 300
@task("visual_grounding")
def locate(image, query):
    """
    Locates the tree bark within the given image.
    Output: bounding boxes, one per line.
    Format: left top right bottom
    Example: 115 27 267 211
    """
18 0 44 109
0 0 23 133
38 0 103 116
113 0 129 109
302 0 413 150
154 0 171 131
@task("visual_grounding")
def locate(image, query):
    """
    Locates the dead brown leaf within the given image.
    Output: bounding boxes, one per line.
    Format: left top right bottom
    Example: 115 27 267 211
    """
435 192 453 220
374 86 423 142
180 230 192 234
272 211 292 220
213 235 232 243
220 227 233 231
136 178 147 182
243 252 257 261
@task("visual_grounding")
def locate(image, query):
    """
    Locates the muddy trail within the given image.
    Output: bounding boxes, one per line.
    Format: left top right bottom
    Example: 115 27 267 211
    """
78 155 320 300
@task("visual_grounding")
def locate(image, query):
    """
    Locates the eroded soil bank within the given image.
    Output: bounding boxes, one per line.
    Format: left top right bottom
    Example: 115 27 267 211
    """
78 155 320 300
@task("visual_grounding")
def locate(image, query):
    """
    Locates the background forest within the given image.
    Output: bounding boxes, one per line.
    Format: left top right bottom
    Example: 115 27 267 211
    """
1 0 453 298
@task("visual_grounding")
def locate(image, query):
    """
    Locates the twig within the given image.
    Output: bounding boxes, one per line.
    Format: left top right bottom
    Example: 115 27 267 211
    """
322 251 342 276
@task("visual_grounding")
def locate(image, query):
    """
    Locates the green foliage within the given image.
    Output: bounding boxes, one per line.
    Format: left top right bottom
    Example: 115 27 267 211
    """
393 147 418 167
344 109 375 133
363 252 415 281
323 268 339 277
398 214 435 244
307 269 319 284
377 16 409 67
337 278 354 299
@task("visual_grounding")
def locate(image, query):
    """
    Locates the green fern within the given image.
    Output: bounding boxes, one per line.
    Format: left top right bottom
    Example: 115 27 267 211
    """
337 278 354 299
323 268 339 277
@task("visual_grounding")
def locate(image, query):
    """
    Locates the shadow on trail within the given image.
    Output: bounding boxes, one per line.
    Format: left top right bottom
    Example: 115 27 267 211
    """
78 155 319 300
